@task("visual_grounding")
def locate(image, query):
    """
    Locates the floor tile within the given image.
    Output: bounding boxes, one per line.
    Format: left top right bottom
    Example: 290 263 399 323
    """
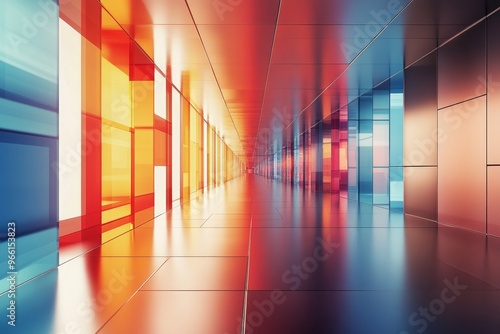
244 290 500 334
140 217 207 228
248 227 500 291
88 227 250 257
141 257 247 290
202 214 252 228
99 291 245 334
0 255 166 333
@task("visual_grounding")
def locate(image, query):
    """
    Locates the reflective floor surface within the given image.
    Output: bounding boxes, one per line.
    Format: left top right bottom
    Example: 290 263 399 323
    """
2 175 500 333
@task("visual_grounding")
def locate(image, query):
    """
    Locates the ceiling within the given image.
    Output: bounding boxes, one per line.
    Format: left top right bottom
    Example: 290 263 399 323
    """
100 0 495 166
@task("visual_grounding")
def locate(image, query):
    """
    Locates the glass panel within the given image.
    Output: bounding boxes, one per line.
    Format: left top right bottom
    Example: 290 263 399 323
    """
437 22 486 109
404 52 437 166
373 121 389 167
135 129 154 196
358 120 373 204
438 97 486 232
172 89 181 200
0 0 59 288
101 57 131 127
373 89 390 120
359 94 373 120
0 135 58 289
390 167 404 211
323 118 332 192
102 125 132 221
404 167 437 221
373 167 389 206
487 11 500 164
390 91 404 167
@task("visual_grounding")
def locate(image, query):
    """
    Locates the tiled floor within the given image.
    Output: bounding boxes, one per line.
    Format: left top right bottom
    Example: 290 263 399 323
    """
2 175 500 333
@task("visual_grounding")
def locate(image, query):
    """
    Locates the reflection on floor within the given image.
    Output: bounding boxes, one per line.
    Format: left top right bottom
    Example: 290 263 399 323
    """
2 175 500 333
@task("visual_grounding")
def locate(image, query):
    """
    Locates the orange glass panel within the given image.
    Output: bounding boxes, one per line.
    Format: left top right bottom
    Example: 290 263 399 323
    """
154 129 167 166
135 129 154 196
82 38 101 117
438 97 486 232
404 52 437 166
404 167 437 221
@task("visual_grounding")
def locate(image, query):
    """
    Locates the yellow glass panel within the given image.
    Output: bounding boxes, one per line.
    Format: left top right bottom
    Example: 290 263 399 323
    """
102 125 131 214
102 205 132 224
101 58 131 127
133 81 154 127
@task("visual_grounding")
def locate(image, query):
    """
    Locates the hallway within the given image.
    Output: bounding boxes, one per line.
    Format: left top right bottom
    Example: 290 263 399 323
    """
2 175 500 333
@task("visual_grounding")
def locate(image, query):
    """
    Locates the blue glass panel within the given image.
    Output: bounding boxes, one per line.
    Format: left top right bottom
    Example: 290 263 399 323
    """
359 94 373 120
0 0 59 112
0 98 57 136
373 89 390 120
390 92 404 167
348 168 358 201
0 131 58 288
0 269 57 333
348 99 359 120
359 120 373 204
390 167 404 211
373 167 390 206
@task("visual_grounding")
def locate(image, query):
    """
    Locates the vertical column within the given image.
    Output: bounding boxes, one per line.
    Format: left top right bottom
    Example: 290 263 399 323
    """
404 53 438 221
153 69 167 217
339 105 349 197
131 45 155 226
100 8 133 239
487 12 500 237
437 22 486 232
347 100 359 200
80 0 103 234
358 93 373 204
323 117 332 192
166 80 173 210
171 88 181 201
373 84 390 207
389 74 404 211
181 73 190 200
58 15 82 237
331 112 341 192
